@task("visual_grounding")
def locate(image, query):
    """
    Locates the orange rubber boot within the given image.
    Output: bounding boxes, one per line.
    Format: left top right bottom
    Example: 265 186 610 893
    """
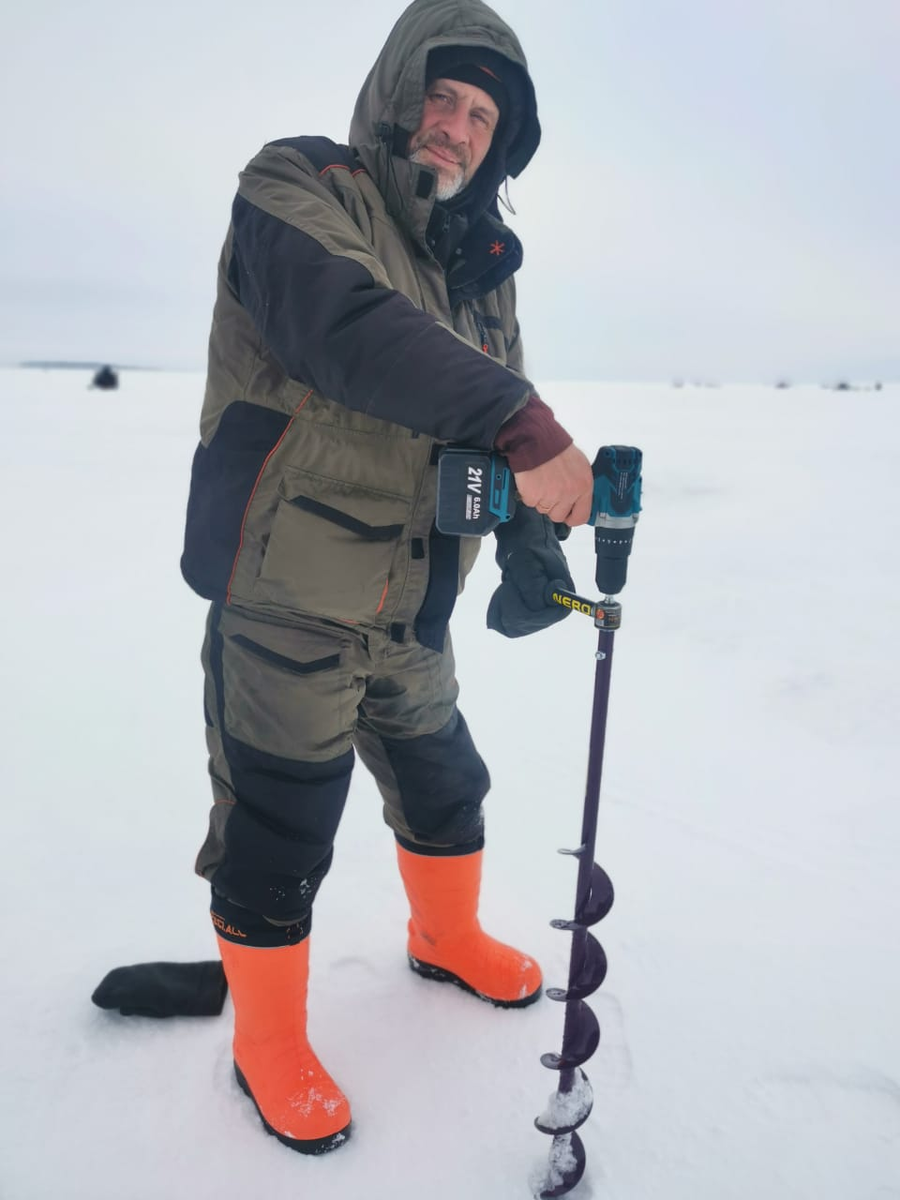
217 935 351 1153
396 843 542 1008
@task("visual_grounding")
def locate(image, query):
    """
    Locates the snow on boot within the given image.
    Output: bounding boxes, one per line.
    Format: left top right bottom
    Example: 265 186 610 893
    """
216 934 351 1153
396 842 543 1008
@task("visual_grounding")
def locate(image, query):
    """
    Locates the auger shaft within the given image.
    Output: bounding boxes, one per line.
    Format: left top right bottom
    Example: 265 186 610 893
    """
558 623 614 1096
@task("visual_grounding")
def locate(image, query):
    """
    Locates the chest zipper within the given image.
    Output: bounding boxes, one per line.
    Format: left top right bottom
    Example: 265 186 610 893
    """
473 311 490 354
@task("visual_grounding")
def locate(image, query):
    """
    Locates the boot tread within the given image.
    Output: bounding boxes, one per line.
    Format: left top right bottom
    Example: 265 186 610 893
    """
408 954 542 1009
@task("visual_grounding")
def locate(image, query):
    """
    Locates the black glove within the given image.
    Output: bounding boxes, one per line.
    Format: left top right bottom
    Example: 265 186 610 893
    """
91 960 228 1018
486 505 575 638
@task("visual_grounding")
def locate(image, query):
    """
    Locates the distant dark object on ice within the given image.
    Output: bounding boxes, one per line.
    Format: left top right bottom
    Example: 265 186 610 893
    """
829 380 883 392
775 379 791 389
90 365 119 390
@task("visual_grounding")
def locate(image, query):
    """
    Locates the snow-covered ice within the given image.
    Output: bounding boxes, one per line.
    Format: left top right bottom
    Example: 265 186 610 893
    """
2 368 898 1199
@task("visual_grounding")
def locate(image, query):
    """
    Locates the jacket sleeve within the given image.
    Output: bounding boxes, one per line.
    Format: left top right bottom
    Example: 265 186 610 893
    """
229 144 533 448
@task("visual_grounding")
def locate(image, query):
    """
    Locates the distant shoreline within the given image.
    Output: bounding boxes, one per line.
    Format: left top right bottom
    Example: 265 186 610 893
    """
15 361 170 372
4 363 895 387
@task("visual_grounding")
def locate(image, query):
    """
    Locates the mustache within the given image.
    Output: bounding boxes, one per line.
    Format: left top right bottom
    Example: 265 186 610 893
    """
410 131 470 169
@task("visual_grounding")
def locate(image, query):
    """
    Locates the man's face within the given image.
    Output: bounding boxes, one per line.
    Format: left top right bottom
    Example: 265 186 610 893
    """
409 77 499 201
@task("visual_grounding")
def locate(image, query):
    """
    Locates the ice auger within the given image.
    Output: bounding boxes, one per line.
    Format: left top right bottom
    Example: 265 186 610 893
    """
533 445 643 1199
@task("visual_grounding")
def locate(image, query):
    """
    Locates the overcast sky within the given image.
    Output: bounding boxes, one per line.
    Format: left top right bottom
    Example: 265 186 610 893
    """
2 0 898 382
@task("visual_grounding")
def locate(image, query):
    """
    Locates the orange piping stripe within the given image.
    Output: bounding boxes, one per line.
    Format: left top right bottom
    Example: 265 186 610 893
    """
318 163 368 178
374 578 390 615
225 390 313 604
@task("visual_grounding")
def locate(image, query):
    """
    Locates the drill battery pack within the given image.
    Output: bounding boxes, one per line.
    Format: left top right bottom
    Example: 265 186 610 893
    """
435 447 516 537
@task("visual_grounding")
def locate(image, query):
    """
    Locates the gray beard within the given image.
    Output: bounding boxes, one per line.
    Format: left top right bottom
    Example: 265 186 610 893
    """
410 149 465 201
433 173 465 201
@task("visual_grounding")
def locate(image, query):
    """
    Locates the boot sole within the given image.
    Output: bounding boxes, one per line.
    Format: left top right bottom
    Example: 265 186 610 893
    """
408 954 542 1009
233 1063 351 1155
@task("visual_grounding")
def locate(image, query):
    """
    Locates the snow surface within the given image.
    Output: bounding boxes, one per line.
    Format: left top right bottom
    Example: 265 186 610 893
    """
2 368 898 1199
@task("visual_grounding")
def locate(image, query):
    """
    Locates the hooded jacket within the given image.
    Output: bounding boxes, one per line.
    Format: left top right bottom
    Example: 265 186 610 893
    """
181 0 547 651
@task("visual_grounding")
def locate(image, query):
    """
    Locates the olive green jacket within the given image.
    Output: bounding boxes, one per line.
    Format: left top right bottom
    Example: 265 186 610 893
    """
182 0 542 650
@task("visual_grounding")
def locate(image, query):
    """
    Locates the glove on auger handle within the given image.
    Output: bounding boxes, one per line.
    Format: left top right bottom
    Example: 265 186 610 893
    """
533 446 642 1200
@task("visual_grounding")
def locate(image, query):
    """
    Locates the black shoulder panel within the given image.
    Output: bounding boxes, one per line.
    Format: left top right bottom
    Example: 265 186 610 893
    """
266 136 357 174
227 195 530 447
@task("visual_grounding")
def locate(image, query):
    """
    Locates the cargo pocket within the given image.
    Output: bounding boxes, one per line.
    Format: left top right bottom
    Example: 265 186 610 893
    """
221 622 357 760
254 467 411 624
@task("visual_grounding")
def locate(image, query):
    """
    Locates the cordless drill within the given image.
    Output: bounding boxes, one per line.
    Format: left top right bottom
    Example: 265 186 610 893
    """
435 444 642 597
590 446 642 595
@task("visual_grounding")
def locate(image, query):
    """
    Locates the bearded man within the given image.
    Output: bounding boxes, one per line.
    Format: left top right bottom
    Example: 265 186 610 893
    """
181 0 594 1153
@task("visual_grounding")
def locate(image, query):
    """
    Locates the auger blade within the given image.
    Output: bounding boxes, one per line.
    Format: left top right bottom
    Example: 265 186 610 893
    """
534 1067 593 1136
544 932 607 1003
575 862 614 925
540 999 600 1070
536 1131 586 1198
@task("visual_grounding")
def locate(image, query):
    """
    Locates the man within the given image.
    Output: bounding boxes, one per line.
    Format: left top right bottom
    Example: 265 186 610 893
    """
181 0 594 1155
